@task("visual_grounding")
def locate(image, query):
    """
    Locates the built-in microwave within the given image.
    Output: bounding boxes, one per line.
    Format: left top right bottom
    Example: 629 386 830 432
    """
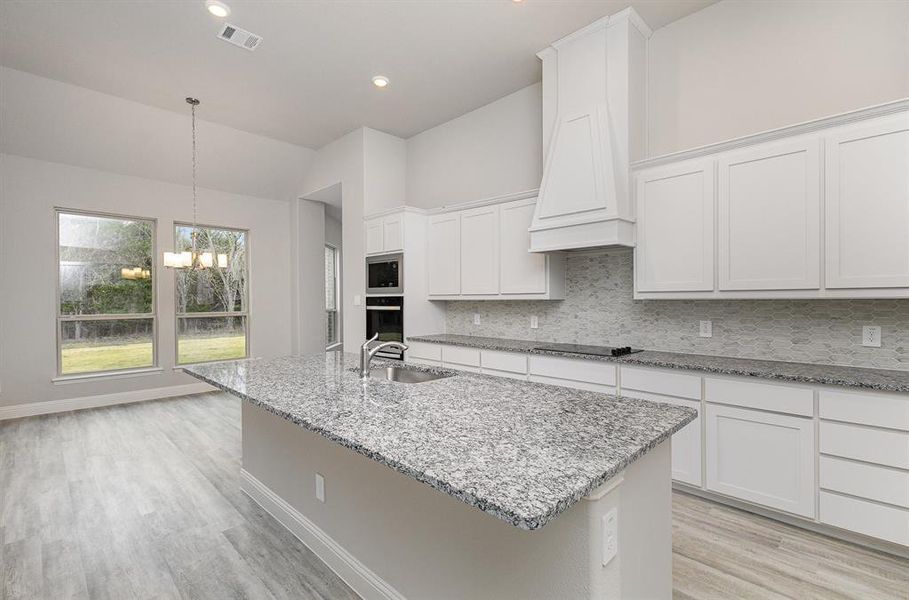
366 253 403 294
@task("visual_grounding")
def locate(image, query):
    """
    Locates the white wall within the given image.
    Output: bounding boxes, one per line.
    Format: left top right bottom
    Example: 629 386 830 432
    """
648 0 909 156
0 67 315 201
363 128 406 215
293 200 327 354
0 154 294 407
405 83 543 209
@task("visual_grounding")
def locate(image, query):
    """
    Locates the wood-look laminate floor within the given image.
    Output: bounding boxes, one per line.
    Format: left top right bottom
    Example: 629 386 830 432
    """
1 392 907 600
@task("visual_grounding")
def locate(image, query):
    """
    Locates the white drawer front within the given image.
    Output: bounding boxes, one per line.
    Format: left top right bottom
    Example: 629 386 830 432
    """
705 377 814 417
820 491 909 547
529 355 617 386
528 374 616 394
820 389 909 432
483 368 527 381
408 356 442 368
706 403 815 518
441 345 481 367
407 342 442 361
820 455 909 509
481 350 528 374
820 421 909 470
621 366 701 400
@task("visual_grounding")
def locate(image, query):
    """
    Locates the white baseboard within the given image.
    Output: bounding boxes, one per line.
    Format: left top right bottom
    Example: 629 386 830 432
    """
0 382 215 421
240 469 405 600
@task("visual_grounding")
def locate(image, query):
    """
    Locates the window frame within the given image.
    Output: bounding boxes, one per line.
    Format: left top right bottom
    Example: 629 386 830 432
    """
173 221 251 366
55 207 159 378
325 243 341 350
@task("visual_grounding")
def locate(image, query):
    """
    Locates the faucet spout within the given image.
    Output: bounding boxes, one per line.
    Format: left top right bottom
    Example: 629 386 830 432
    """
360 334 409 378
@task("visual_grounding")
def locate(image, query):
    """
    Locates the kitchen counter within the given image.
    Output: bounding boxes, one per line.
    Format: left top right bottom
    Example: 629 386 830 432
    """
183 352 695 530
408 333 909 393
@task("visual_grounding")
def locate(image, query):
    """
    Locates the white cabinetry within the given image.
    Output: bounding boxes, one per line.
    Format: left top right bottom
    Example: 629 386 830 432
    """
825 113 909 289
706 403 815 518
426 195 565 300
633 100 909 299
717 139 821 290
365 213 404 255
460 205 499 295
635 160 714 292
427 213 461 296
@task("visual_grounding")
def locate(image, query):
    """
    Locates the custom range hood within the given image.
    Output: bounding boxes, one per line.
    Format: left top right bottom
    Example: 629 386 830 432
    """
529 8 651 252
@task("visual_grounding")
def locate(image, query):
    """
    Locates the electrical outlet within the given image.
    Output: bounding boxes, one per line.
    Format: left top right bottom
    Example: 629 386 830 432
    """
473 313 481 325
602 508 618 565
353 294 362 306
699 320 713 338
530 315 539 329
862 325 881 348
315 473 325 503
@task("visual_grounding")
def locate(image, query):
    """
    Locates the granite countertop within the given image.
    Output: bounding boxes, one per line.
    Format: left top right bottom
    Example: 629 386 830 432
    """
183 353 695 531
407 334 909 394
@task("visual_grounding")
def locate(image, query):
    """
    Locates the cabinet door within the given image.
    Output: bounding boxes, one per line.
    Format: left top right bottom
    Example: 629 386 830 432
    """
365 218 384 255
427 213 461 296
718 139 821 290
500 198 547 294
706 404 815 518
636 159 715 292
383 214 404 252
635 393 701 487
826 114 909 288
460 205 500 295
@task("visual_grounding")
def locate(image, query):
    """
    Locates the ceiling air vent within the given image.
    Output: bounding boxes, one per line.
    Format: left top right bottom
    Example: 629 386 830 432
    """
217 23 262 51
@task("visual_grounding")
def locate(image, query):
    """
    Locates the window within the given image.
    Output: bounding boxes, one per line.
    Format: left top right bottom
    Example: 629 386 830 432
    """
57 210 156 375
325 244 340 348
175 224 249 364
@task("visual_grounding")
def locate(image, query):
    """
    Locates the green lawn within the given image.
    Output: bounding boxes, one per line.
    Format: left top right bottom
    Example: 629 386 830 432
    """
61 335 246 374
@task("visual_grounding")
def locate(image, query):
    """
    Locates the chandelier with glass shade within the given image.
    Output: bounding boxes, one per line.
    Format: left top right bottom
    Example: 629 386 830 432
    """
163 97 228 270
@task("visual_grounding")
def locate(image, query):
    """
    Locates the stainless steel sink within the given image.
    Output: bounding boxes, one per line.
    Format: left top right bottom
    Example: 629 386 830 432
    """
369 366 453 384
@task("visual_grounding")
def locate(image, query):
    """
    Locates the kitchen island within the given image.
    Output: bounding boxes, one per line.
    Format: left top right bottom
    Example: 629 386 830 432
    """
184 353 696 600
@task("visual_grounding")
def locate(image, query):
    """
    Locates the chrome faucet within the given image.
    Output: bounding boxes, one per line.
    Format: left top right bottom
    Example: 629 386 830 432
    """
359 333 409 378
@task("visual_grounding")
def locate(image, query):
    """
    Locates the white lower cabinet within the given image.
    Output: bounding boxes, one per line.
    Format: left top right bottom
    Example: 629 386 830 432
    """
706 403 815 518
819 491 909 547
528 355 617 393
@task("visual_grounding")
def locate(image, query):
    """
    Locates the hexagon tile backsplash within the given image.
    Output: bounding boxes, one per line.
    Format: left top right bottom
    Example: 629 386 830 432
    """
445 248 909 371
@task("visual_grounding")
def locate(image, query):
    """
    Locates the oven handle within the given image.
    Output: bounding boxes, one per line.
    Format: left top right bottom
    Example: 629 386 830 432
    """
365 306 402 311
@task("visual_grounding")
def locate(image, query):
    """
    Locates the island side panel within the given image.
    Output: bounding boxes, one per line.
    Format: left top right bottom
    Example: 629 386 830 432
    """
240 401 673 600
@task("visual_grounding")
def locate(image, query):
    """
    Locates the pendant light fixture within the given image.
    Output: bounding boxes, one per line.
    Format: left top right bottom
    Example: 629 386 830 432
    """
163 97 228 270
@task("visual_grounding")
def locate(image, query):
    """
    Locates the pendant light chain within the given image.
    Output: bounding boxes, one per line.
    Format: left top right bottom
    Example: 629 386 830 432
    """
188 97 201 267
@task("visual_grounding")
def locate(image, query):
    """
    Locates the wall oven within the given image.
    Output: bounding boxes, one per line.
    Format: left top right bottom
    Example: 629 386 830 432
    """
365 296 404 360
366 253 403 295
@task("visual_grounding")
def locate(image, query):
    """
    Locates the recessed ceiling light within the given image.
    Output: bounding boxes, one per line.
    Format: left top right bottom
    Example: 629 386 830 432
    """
372 75 389 88
205 0 231 18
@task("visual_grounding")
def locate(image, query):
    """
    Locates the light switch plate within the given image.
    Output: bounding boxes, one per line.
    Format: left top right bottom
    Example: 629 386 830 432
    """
862 325 881 348
353 294 362 306
473 313 481 325
315 473 325 503
699 320 712 338
530 315 539 329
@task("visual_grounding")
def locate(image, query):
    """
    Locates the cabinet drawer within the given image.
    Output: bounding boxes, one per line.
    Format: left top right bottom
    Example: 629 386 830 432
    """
820 421 909 470
706 403 815 517
705 377 813 416
483 368 527 381
481 350 527 375
820 455 909 509
621 366 700 400
529 355 616 386
441 345 481 367
820 491 909 547
408 357 442 368
528 374 615 394
819 389 909 432
407 342 441 361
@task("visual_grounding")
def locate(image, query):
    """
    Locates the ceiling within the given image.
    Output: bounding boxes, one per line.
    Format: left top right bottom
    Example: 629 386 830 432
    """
0 0 715 149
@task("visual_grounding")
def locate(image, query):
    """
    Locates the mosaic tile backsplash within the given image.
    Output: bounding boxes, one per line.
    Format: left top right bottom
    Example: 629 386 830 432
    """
445 248 909 371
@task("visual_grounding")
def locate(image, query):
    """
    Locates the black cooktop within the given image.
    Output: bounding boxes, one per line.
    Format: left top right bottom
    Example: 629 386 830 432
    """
533 343 644 357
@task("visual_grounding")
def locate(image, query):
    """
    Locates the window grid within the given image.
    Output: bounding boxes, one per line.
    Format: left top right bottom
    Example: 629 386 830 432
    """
55 208 157 376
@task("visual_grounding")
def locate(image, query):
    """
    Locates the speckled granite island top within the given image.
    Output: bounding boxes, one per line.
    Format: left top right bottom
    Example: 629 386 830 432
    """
408 334 909 394
183 353 695 530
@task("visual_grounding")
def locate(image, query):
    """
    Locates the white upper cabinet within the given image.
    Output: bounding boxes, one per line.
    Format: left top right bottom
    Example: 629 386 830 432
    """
718 139 821 290
636 159 714 292
365 213 405 256
634 100 909 299
427 213 461 296
460 205 500 295
825 113 909 289
500 198 548 294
